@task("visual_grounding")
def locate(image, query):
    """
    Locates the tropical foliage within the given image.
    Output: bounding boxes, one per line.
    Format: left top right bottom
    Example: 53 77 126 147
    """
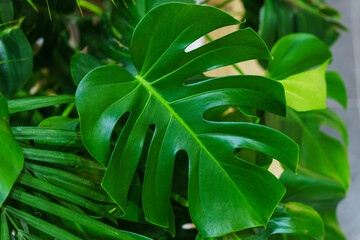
0 0 349 239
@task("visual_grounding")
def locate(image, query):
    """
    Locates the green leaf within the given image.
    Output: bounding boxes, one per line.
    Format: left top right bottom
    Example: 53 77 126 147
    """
1 208 9 240
326 71 347 108
268 33 331 80
258 0 345 50
266 202 324 239
280 109 349 189
17 173 116 223
12 127 82 143
196 202 324 240
8 95 74 114
279 60 328 112
76 3 299 237
0 0 13 23
0 27 33 98
280 168 346 240
270 106 349 239
9 189 150 240
0 93 24 207
70 53 103 86
38 116 79 130
22 147 104 169
5 206 81 240
25 163 111 203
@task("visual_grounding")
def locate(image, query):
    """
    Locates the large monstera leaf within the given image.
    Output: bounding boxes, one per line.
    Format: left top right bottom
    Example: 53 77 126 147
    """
76 3 298 237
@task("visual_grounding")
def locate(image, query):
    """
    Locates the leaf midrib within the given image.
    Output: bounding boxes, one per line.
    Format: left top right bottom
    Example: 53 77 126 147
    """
135 75 261 221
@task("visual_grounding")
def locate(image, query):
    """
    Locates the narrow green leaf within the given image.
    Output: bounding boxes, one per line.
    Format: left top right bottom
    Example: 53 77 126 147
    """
22 148 104 170
25 163 111 202
8 95 74 114
24 0 38 11
0 93 24 207
1 208 10 240
5 206 81 240
78 0 103 15
17 173 115 223
17 231 42 240
9 189 150 240
12 127 82 142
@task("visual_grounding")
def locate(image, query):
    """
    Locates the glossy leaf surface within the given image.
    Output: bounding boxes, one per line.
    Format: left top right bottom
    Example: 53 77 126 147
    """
279 61 328 111
268 34 330 112
268 33 331 80
0 93 23 207
196 202 324 240
76 3 299 237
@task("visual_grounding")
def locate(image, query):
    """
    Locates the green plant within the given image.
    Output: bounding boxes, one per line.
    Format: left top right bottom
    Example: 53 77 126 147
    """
0 0 349 239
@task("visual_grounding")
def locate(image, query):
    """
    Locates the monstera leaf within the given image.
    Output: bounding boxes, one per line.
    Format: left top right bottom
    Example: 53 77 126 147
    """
266 33 349 240
196 202 324 240
76 3 299 237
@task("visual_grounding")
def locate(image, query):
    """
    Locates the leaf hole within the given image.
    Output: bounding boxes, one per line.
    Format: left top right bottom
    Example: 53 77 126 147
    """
110 111 131 152
203 106 258 123
185 25 239 54
172 150 189 202
233 148 273 168
320 125 346 145
137 124 156 183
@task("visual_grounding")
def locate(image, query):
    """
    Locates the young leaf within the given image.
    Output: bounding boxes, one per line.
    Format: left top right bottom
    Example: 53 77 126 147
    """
76 3 299 237
0 93 24 207
279 60 328 112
